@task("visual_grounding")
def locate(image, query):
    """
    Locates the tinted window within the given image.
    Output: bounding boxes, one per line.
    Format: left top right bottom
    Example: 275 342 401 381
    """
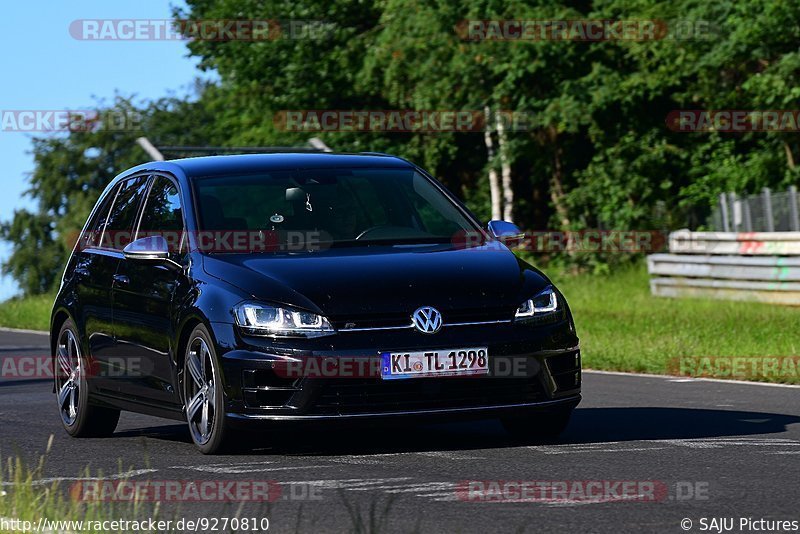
82 183 120 249
193 168 475 252
137 176 185 253
404 173 468 236
99 176 149 250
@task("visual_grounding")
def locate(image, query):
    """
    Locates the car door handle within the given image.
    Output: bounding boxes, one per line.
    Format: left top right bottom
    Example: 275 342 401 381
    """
113 274 130 286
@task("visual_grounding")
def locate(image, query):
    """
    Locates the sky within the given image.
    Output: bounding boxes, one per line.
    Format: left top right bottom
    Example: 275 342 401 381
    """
0 0 210 300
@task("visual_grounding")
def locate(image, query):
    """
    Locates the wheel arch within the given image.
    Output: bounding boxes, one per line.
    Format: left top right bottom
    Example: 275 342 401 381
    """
174 313 222 405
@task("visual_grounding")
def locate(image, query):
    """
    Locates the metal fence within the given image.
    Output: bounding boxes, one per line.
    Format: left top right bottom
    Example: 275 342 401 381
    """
709 187 800 232
647 231 800 304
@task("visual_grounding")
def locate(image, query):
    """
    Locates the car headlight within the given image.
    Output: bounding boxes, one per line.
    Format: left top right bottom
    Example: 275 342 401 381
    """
234 302 335 337
515 286 558 318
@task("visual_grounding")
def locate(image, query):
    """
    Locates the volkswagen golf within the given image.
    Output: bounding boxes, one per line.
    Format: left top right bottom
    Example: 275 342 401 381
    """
50 152 581 454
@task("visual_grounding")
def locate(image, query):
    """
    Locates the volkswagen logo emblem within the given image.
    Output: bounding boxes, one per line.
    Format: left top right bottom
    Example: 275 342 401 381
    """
412 306 443 334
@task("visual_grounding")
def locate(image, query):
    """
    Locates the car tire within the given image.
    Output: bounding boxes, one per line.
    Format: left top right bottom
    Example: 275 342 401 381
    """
183 324 229 454
501 408 573 443
55 319 120 438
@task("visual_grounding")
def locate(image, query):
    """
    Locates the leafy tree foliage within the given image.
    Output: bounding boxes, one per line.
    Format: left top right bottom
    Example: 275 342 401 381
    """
1 94 221 294
4 0 800 293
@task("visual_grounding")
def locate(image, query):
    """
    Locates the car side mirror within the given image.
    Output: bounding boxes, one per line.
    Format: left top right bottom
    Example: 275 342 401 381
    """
123 235 171 262
487 220 525 248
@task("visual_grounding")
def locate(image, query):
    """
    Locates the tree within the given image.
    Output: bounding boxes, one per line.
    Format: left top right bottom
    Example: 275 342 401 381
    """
7 0 800 294
1 93 223 294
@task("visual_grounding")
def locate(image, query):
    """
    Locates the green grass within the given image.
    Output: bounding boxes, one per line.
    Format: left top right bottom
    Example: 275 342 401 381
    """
0 439 393 534
0 294 53 332
1 438 165 534
548 264 800 384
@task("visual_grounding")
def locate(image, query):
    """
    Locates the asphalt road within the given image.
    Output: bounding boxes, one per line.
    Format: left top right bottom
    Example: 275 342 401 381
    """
1 328 799 533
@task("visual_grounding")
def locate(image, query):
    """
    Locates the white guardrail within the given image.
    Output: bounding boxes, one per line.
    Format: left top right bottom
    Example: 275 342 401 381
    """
648 230 800 304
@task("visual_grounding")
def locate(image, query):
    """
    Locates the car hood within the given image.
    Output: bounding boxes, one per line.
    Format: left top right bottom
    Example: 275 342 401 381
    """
201 243 550 319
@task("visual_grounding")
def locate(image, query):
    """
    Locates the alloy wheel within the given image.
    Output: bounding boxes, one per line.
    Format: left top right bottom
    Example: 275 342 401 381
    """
56 328 81 427
185 336 217 445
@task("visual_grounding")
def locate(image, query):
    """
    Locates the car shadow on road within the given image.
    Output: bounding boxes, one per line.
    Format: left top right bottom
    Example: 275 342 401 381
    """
562 407 800 444
112 407 800 455
114 424 193 444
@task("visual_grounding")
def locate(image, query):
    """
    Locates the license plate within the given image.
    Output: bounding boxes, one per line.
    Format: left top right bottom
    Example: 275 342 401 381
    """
380 348 489 380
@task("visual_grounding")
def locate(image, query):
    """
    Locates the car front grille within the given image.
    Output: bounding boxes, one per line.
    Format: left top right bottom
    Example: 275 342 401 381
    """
330 307 513 331
309 376 546 415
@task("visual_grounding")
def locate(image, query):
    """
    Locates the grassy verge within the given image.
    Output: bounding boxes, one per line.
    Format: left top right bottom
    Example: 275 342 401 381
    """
0 439 165 533
0 294 53 332
548 263 800 384
0 441 405 534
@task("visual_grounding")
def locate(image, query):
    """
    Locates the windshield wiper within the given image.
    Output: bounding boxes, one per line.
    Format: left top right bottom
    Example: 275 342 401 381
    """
327 236 452 248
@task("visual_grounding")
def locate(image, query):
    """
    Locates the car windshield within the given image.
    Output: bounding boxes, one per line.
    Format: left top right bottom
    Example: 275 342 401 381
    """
192 167 478 253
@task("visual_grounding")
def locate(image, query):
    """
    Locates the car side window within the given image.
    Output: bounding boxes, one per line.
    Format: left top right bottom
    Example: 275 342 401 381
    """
137 176 185 254
82 184 120 249
99 176 150 250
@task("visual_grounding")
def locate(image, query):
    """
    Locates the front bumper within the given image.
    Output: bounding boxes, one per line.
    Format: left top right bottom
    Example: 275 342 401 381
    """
211 317 581 422
225 396 581 425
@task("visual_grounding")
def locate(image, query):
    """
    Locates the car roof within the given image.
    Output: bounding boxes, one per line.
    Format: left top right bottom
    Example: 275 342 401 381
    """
126 152 415 180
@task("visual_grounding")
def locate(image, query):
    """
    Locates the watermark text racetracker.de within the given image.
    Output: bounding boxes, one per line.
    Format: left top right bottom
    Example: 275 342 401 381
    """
69 19 334 41
667 110 800 132
456 480 709 503
489 230 666 253
1 110 141 132
669 356 800 380
0 355 143 381
268 354 548 379
272 109 534 132
70 479 321 503
458 19 714 41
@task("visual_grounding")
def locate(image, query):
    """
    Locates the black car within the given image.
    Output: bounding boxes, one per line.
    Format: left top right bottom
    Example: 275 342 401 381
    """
51 153 581 454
